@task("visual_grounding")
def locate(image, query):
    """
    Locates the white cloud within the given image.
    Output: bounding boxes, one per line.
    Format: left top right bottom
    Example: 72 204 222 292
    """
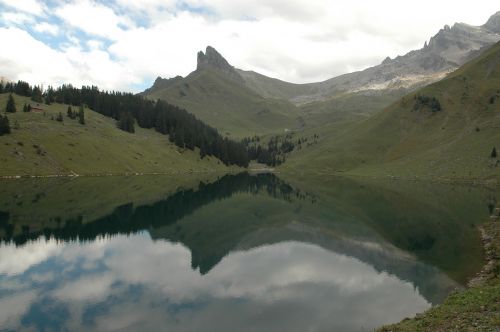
1 11 34 25
1 0 499 90
54 273 114 302
0 27 141 91
0 235 435 331
55 0 134 40
0 291 36 329
87 39 103 50
33 22 59 35
0 238 61 275
0 0 45 16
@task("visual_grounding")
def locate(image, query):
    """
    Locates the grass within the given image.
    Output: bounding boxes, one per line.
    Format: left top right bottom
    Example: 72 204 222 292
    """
145 69 303 138
279 42 500 184
0 93 231 176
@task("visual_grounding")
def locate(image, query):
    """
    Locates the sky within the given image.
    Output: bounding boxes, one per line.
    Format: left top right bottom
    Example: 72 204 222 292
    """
0 0 498 92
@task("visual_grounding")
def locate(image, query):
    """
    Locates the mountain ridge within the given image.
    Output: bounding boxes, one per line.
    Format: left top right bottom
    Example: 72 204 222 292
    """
144 11 500 136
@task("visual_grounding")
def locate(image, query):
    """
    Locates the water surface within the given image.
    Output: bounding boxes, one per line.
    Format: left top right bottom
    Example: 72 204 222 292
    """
0 173 494 331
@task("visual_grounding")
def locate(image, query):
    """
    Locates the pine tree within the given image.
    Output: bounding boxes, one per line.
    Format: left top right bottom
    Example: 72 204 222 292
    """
78 105 85 125
5 94 16 113
67 106 73 119
117 112 135 133
45 86 55 105
0 115 11 135
31 86 43 103
491 147 497 159
56 112 63 122
22 103 28 112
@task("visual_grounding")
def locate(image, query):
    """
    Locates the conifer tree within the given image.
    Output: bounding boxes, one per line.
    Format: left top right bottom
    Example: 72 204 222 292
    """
491 147 497 159
31 86 43 103
78 105 85 125
0 115 11 135
5 94 16 113
67 106 73 119
117 112 135 133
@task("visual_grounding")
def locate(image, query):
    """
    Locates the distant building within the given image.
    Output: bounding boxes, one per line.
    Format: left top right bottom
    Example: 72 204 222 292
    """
32 107 44 113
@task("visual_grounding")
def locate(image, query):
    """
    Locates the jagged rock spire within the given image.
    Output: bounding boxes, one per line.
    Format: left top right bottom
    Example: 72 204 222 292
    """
196 46 243 82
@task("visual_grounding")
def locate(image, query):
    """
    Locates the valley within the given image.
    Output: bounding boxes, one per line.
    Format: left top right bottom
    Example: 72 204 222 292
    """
1 6 500 332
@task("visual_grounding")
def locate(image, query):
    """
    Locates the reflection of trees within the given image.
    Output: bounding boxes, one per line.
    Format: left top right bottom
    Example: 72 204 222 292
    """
1 173 306 245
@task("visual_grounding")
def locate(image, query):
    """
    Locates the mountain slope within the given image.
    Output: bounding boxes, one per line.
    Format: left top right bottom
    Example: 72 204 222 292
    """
0 94 229 176
242 12 500 104
282 41 500 183
143 47 303 137
145 12 500 132
240 12 500 125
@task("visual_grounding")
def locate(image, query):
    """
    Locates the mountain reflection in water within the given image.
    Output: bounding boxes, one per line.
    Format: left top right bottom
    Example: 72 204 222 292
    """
0 173 494 331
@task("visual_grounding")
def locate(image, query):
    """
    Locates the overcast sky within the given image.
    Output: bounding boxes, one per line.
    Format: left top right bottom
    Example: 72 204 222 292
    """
0 0 498 92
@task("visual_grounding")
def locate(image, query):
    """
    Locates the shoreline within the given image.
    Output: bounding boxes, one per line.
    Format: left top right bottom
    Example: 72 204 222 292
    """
278 169 500 189
378 212 500 331
0 169 242 180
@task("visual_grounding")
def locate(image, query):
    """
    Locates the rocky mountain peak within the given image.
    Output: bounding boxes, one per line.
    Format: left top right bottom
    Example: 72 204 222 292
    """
484 11 500 33
196 46 244 82
197 46 228 70
381 56 392 65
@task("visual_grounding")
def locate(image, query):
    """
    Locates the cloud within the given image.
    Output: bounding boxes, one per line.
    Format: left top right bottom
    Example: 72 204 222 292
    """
0 0 45 16
0 27 141 91
1 0 499 91
0 235 433 331
1 11 35 25
54 273 114 302
54 0 133 40
33 22 59 35
0 291 36 330
0 238 61 275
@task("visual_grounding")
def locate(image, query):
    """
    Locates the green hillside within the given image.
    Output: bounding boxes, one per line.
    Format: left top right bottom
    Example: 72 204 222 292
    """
0 94 230 176
281 42 500 184
144 70 303 138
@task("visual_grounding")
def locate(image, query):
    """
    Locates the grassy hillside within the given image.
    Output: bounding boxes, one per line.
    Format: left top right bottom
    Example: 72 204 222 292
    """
0 94 230 176
144 69 303 138
281 42 500 184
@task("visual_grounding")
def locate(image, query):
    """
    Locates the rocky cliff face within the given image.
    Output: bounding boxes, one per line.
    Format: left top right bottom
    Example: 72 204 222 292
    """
484 11 500 33
196 46 244 83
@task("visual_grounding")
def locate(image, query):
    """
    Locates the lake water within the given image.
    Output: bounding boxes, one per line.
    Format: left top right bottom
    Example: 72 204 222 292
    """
0 173 495 331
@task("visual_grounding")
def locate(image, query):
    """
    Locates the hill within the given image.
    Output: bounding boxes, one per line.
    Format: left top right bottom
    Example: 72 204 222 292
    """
280 41 500 184
0 93 230 176
143 47 303 137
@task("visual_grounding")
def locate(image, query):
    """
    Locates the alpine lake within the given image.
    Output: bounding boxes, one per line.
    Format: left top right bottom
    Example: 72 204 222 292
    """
0 172 496 331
